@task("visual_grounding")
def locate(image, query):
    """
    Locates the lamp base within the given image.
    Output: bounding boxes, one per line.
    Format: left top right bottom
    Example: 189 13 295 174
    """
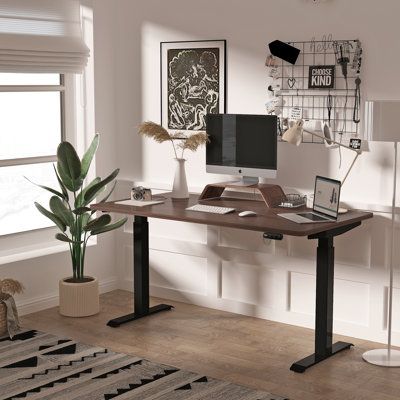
362 349 400 367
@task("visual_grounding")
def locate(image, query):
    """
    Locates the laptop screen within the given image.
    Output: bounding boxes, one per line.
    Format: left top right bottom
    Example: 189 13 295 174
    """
313 176 341 218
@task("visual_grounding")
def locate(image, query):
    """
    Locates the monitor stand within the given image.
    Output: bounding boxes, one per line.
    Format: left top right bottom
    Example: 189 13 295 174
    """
199 181 285 208
229 176 259 187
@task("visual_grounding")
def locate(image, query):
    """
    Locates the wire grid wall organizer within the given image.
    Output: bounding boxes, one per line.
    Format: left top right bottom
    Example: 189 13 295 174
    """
272 39 362 144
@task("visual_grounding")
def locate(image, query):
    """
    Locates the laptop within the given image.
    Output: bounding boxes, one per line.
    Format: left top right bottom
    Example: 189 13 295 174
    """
278 176 341 224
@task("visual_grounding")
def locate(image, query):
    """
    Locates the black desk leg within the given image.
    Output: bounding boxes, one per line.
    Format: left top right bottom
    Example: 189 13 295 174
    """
290 236 353 373
107 216 173 327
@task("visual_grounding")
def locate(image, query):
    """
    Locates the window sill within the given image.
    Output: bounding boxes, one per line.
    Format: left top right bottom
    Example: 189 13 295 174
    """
0 237 97 266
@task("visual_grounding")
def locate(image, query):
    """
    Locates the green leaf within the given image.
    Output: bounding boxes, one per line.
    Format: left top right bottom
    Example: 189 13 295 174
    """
81 213 91 230
55 233 83 244
80 134 99 180
57 161 82 192
57 141 81 181
91 217 128 235
84 168 120 204
84 214 111 232
49 196 74 227
99 181 117 203
73 207 91 215
52 164 69 201
69 222 76 236
34 202 66 232
24 176 66 200
74 177 101 208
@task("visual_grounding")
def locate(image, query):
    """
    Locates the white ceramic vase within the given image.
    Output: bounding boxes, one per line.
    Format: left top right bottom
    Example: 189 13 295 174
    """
59 276 99 317
172 158 189 199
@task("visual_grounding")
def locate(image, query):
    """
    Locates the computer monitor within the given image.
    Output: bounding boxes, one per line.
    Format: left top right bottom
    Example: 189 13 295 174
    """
206 114 278 185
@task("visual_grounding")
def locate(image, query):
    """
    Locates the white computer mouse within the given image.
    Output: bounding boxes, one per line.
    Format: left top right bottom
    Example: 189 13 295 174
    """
238 211 257 217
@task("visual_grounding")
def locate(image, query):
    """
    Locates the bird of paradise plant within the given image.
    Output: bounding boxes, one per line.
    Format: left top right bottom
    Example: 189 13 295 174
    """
27 134 127 282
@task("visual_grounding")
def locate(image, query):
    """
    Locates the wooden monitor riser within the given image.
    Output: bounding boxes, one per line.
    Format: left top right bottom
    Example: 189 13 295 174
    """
198 181 285 208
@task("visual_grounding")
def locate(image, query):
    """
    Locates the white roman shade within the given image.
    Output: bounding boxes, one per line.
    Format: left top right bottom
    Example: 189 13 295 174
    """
0 0 89 73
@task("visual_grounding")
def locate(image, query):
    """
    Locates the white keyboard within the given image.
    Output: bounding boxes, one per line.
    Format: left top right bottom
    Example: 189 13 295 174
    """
185 204 236 214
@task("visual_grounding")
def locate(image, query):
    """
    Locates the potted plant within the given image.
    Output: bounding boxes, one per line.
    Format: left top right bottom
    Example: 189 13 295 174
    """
28 134 127 317
138 122 208 199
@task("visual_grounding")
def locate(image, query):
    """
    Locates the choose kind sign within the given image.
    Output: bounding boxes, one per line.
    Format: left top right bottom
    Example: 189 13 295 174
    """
308 65 335 89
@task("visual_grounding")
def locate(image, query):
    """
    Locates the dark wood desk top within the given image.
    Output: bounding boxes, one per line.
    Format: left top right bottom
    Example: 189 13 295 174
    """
91 193 373 237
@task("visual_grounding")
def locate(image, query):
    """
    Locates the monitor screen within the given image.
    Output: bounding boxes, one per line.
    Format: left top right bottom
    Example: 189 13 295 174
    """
206 114 277 178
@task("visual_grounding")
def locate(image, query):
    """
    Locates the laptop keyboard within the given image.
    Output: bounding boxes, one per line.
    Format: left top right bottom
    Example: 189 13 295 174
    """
297 213 329 222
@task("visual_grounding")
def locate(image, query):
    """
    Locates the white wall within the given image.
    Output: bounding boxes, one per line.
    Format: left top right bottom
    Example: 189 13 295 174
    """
111 0 400 346
1 0 120 315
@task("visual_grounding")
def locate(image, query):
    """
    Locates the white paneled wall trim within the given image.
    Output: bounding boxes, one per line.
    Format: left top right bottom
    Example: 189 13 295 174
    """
115 179 400 346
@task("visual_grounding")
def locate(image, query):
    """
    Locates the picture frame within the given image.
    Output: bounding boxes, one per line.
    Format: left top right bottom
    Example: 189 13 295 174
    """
160 39 226 132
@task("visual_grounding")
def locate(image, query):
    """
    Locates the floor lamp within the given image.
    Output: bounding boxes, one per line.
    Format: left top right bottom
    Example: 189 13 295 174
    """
282 119 361 186
362 100 400 367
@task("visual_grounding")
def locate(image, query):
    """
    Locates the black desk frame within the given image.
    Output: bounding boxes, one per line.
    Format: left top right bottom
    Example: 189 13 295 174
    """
289 221 361 372
107 216 173 327
107 215 361 374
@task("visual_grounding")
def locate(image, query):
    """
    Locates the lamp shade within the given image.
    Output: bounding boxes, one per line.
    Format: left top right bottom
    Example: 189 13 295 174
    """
364 101 400 142
268 40 300 65
282 120 303 146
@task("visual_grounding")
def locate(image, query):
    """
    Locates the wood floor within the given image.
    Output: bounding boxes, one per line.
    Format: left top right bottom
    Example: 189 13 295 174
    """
22 290 400 400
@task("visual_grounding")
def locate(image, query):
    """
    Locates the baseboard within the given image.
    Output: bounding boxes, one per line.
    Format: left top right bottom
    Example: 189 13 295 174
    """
17 277 119 316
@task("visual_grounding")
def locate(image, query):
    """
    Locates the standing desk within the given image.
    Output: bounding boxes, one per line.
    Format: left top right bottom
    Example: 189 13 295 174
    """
91 193 373 373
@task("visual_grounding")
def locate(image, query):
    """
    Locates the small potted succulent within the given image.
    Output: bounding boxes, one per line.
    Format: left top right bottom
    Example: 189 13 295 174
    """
138 122 209 199
28 134 127 317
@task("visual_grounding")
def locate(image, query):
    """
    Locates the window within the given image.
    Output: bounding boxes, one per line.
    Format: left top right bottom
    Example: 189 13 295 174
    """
0 73 65 236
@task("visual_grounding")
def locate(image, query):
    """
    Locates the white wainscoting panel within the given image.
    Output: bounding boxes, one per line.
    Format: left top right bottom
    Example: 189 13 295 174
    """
290 273 370 326
335 220 372 268
334 279 370 326
221 261 286 310
390 287 400 333
149 249 207 295
219 227 274 253
289 272 315 316
149 219 207 244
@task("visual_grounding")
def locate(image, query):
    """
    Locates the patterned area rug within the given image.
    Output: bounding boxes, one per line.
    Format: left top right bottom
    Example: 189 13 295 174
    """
0 330 288 400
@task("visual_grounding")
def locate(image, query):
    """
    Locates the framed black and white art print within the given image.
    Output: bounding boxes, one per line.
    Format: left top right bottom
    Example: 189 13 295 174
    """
160 40 226 131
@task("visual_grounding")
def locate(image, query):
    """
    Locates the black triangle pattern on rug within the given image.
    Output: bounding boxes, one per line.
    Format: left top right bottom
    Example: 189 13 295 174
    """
0 331 288 400
20 349 109 380
42 343 77 355
4 368 93 400
103 368 179 399
194 376 208 383
175 383 192 390
0 330 38 343
39 339 71 351
3 357 38 369
94 360 142 379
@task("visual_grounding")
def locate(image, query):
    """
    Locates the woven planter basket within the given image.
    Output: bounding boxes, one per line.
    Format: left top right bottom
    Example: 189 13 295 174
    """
0 295 10 336
59 277 99 317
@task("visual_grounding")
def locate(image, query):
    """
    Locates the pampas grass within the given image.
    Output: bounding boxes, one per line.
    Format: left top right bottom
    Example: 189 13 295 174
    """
0 279 24 296
138 122 171 143
178 131 209 153
138 121 209 159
